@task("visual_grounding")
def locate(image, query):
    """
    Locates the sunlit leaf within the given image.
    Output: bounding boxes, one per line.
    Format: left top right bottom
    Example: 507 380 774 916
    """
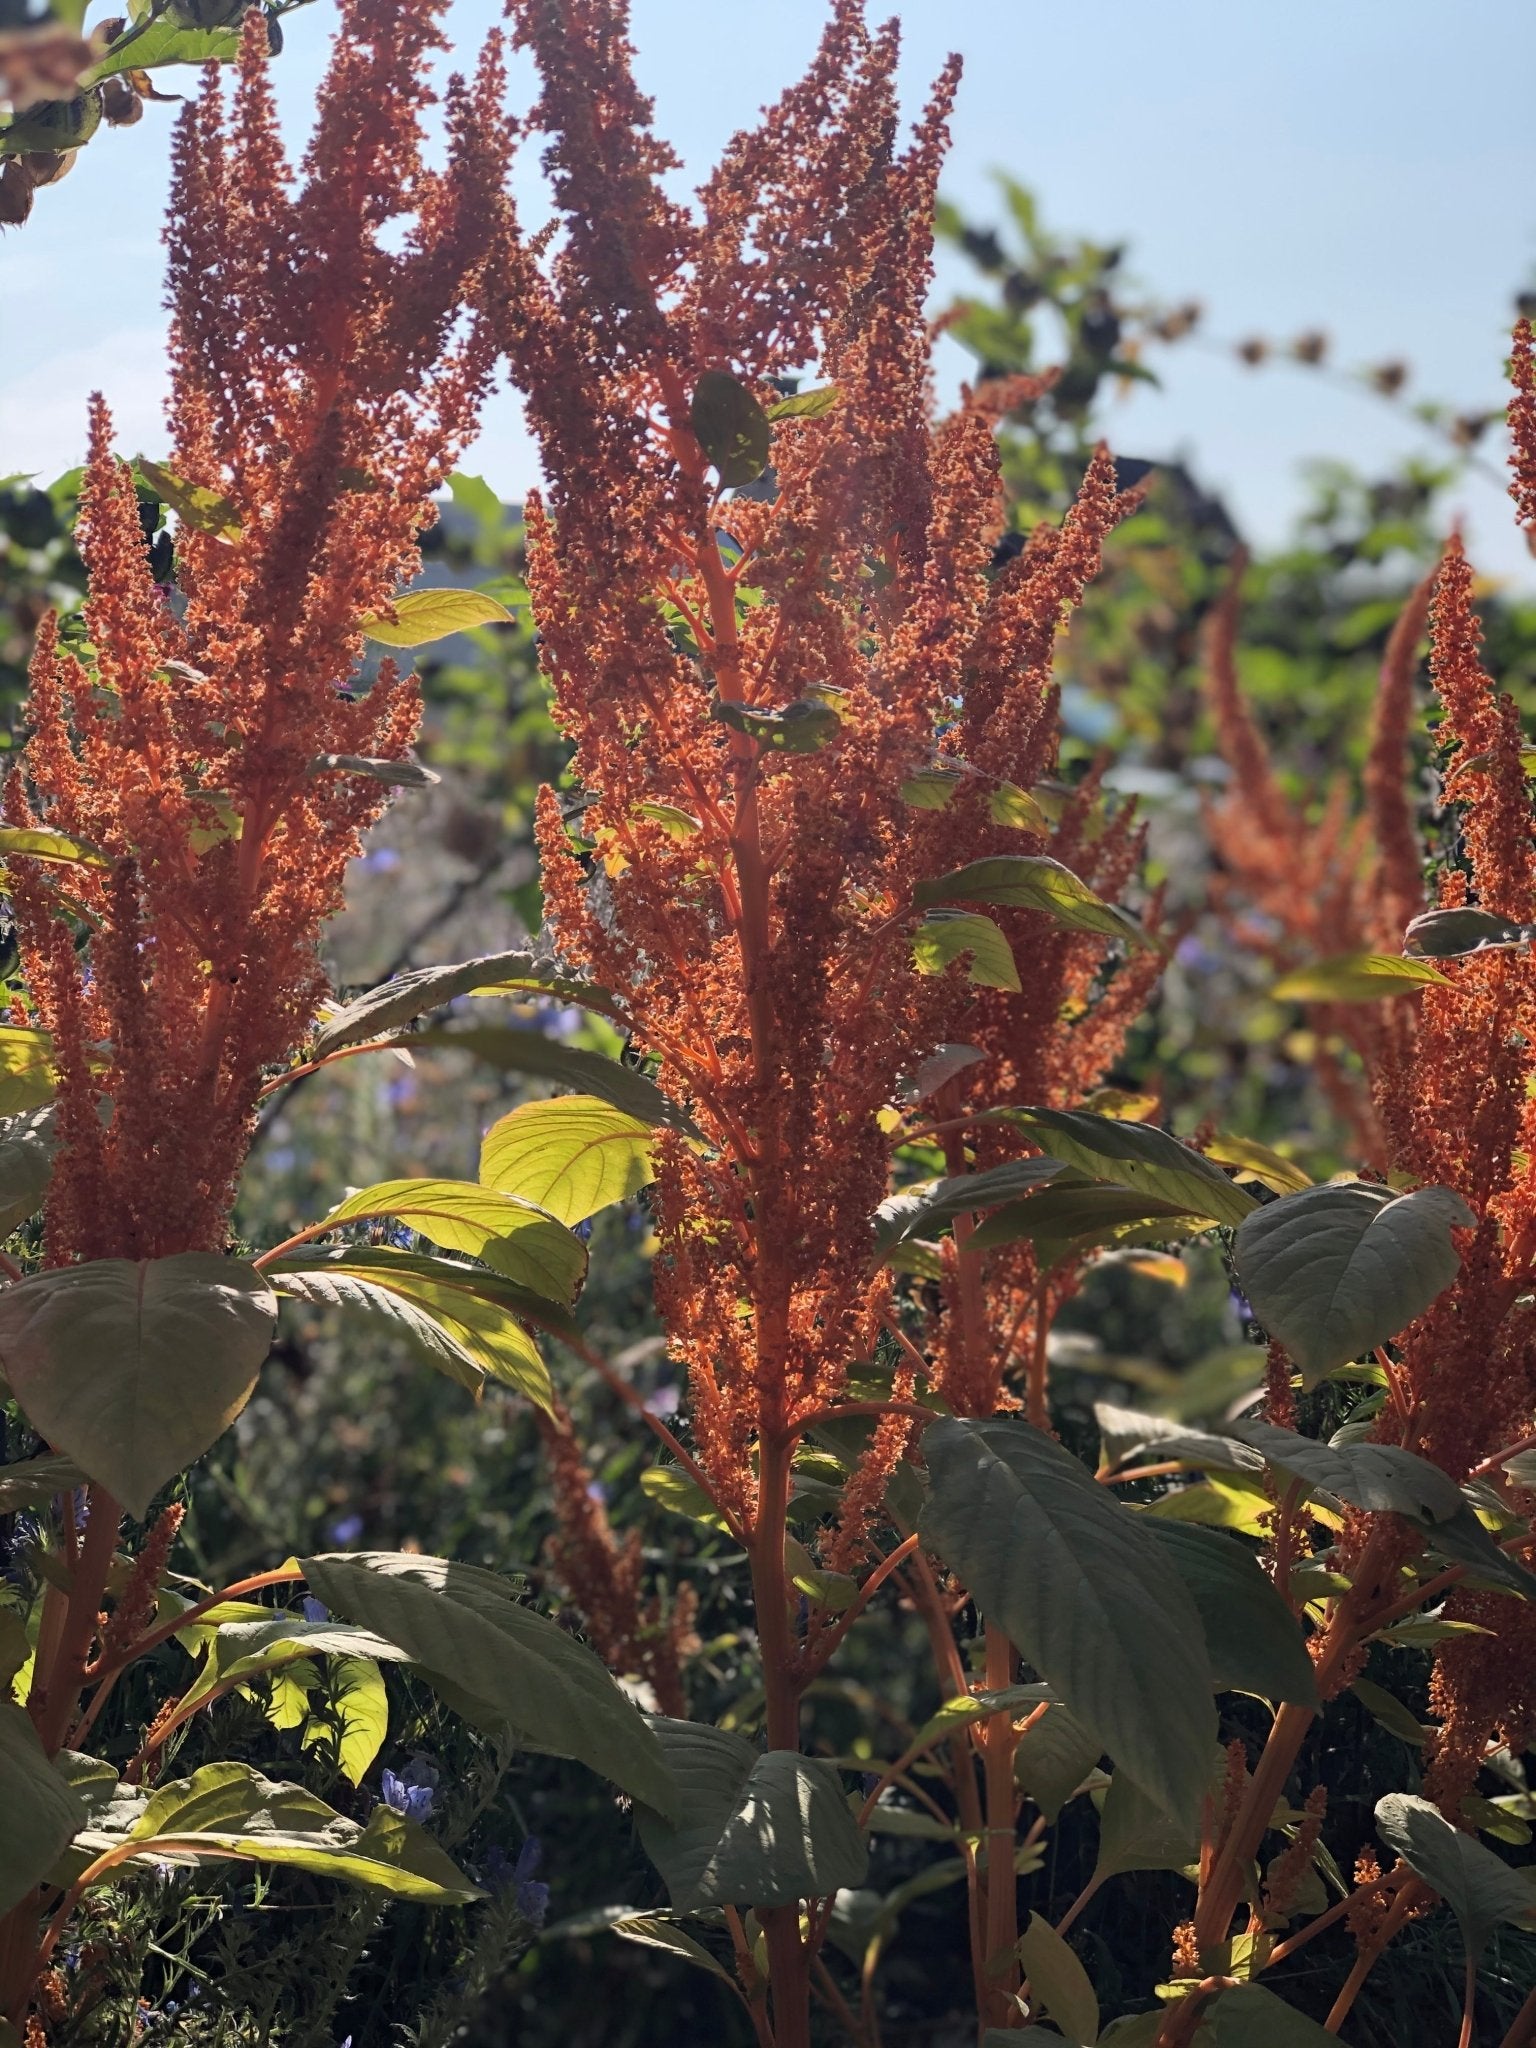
1376 1792 1536 1958
0 827 107 868
910 909 1021 991
1270 953 1450 1003
134 458 241 540
317 1178 585 1306
480 1094 654 1226
360 588 516 648
914 856 1152 949
996 1107 1256 1227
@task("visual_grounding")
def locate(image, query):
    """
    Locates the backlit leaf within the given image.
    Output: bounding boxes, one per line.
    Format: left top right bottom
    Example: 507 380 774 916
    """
360 588 515 647
1270 952 1450 1003
134 458 241 540
690 371 770 486
0 1255 276 1518
911 910 1021 991
0 827 107 867
0 1029 55 1116
317 1179 585 1306
402 1027 694 1132
1201 1134 1314 1196
314 950 613 1057
914 856 1152 949
480 1095 653 1226
997 1107 1256 1227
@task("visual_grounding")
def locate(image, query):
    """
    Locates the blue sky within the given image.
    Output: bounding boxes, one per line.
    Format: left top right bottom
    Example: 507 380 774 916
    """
3 0 1533 576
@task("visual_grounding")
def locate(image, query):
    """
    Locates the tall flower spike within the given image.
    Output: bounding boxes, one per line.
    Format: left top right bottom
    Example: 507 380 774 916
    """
1509 318 1536 537
10 0 505 1265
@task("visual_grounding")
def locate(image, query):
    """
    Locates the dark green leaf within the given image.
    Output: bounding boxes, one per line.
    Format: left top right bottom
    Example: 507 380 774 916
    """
1207 1983 1342 2045
1350 1679 1426 1746
970 1182 1217 1269
1018 1911 1098 2045
635 1718 867 1909
1375 1792 1536 1958
0 1703 87 1914
690 371 771 486
402 1027 695 1133
1233 1182 1475 1387
0 1451 85 1512
920 1417 1216 1827
0 1255 276 1518
0 1104 55 1237
1403 907 1534 958
998 1107 1256 1227
314 950 613 1058
300 1552 675 1815
1231 1419 1467 1521
872 1158 1067 1259
1092 1402 1265 1477
1012 1703 1103 1822
1092 1765 1202 1881
1147 1522 1318 1704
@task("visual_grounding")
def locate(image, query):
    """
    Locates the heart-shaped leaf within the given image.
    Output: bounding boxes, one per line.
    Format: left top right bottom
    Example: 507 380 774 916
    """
635 1717 867 1909
1233 1181 1475 1386
0 1255 276 1517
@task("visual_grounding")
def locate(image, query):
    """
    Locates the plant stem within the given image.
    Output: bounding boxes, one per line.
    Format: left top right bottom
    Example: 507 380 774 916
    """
29 1483 120 1755
979 1624 1022 2033
1457 1948 1478 2048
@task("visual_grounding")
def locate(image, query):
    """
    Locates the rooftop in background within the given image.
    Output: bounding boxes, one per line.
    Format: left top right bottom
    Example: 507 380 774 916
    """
3 0 1533 579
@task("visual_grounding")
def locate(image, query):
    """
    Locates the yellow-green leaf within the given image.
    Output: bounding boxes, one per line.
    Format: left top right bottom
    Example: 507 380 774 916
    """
910 909 1021 992
1202 1134 1314 1196
0 1030 54 1118
360 588 516 648
136 458 241 541
0 828 107 868
318 1178 585 1305
1271 953 1451 1003
479 1095 654 1226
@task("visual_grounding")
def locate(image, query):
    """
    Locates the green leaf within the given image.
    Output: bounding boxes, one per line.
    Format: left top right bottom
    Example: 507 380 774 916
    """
635 1718 867 1909
1012 1703 1103 1822
1207 1983 1341 2044
989 782 1050 831
910 910 1021 991
1092 1765 1202 1882
1349 1679 1426 1746
634 802 701 840
1019 1911 1099 2045
1146 1522 1318 1704
134 458 241 541
314 950 611 1058
1092 1402 1266 1478
174 1616 407 1718
0 1255 276 1518
1230 1418 1466 1522
106 1761 480 1903
711 694 843 754
89 15 242 79
690 371 771 486
316 1178 586 1305
1201 1134 1314 1197
0 827 107 867
872 1158 1068 1259
0 1452 85 1513
969 1182 1218 1269
998 1107 1256 1227
546 1906 739 1987
1375 1792 1536 1959
1270 953 1451 1003
299 1553 675 1815
639 1466 733 1534
913 856 1152 949
901 765 967 810
1233 1182 1475 1387
303 1655 389 1786
309 753 439 789
266 1246 582 1350
480 1094 653 1226
909 1683 1055 1753
401 1026 694 1132
0 1104 55 1237
1403 907 1534 958
275 1252 553 1409
920 1417 1217 1828
0 1028 55 1117
764 385 839 421
0 1702 87 1913
360 587 515 648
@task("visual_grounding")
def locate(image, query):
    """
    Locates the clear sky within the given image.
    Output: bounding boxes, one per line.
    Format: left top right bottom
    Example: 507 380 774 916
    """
3 0 1533 577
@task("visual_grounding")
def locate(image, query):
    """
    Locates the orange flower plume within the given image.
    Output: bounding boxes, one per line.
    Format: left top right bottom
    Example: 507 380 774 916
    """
9 0 506 1265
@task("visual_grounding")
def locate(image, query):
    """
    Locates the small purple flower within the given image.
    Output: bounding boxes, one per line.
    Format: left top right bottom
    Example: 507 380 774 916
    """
363 847 402 872
302 1597 330 1625
328 1513 365 1546
574 1216 594 1243
485 1838 549 1925
380 1768 435 1822
643 1382 680 1418
1228 1287 1254 1323
585 1479 608 1506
